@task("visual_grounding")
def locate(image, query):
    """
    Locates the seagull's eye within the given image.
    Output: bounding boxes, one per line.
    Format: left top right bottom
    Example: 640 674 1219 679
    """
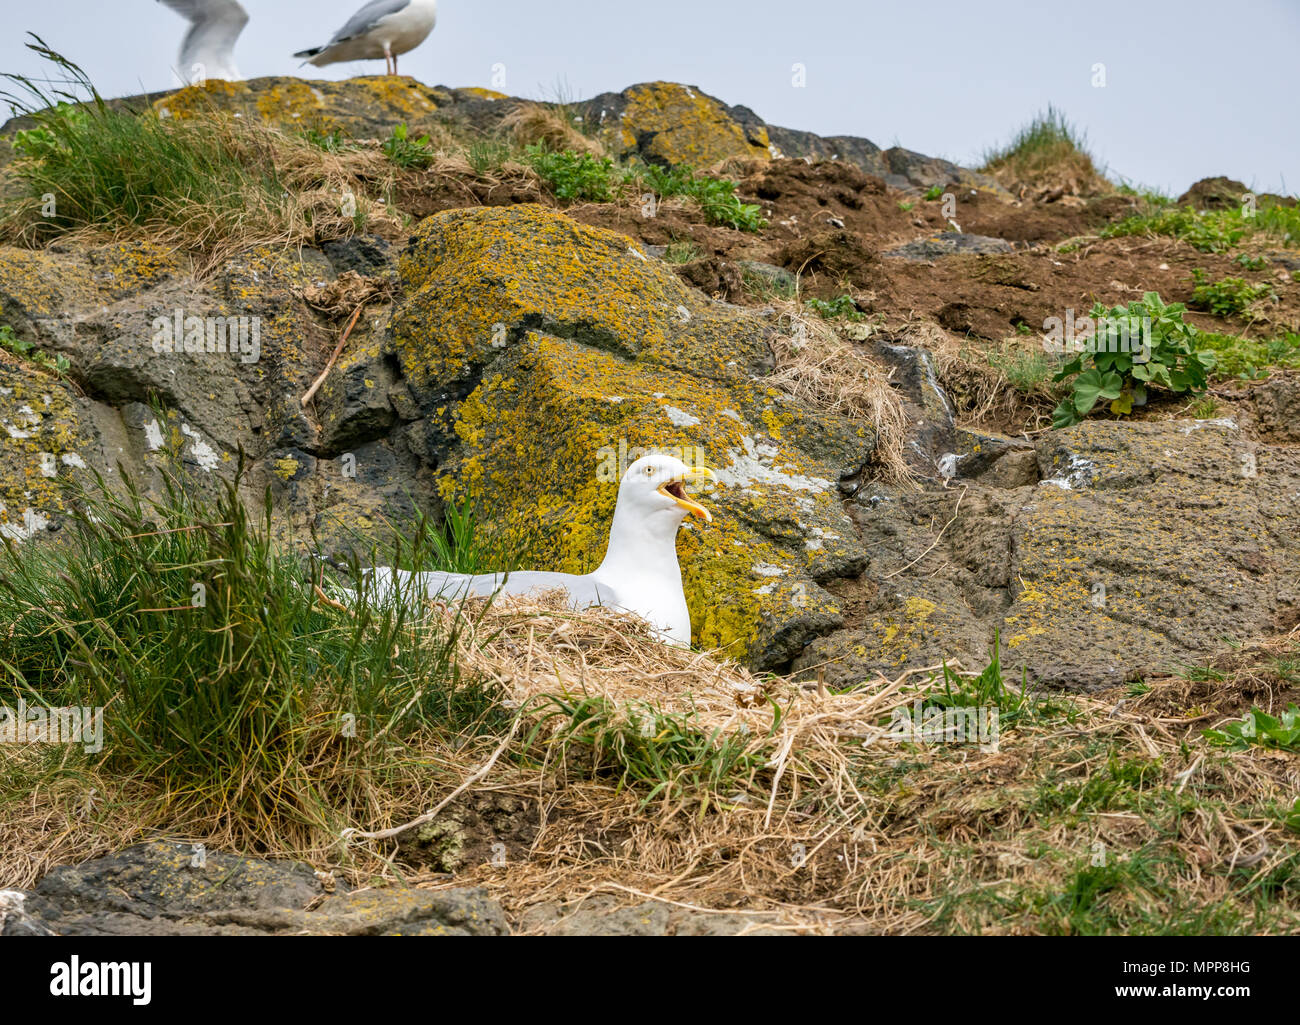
645 465 656 477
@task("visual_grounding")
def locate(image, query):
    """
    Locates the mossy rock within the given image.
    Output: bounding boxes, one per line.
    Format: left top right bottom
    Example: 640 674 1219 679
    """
0 360 93 541
584 82 775 169
392 204 875 666
804 418 1300 692
153 76 452 140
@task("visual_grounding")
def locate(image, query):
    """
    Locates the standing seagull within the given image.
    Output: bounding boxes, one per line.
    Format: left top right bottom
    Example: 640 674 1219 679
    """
157 0 249 84
294 0 438 77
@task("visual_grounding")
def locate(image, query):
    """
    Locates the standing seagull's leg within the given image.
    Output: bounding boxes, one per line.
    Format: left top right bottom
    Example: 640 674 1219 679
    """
384 42 394 76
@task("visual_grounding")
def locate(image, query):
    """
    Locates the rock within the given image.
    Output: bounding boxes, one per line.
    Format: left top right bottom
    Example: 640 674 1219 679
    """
0 360 96 541
518 896 782 935
1177 176 1251 211
151 76 452 140
949 428 1041 489
0 236 443 557
799 419 1300 692
1254 375 1300 442
675 255 745 302
883 232 1016 262
1265 252 1300 272
764 125 888 179
321 235 398 278
879 148 1008 196
869 341 957 476
391 203 873 666
776 229 878 286
583 82 776 168
315 337 399 453
3 841 509 936
3 77 1001 204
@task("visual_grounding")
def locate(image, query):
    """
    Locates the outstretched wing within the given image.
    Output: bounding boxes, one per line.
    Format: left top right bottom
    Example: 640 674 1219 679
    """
157 0 249 80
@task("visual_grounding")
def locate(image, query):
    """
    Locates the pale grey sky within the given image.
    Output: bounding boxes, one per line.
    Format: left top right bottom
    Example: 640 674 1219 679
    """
2 0 1296 196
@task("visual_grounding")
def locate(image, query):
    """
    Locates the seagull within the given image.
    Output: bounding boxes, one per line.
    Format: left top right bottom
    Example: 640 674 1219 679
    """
294 0 439 77
352 455 714 645
157 0 249 84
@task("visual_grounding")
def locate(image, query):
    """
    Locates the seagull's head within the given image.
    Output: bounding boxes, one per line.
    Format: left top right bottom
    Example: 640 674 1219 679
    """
617 454 714 530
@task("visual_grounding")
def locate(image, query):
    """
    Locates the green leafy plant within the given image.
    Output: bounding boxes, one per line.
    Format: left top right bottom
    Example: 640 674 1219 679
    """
805 294 864 321
524 144 616 201
1204 705 1300 752
1196 330 1300 379
1102 197 1300 254
1233 253 1268 272
1190 269 1275 317
0 324 70 377
637 163 765 231
923 185 944 201
382 122 435 168
300 126 350 153
1051 292 1213 428
898 201 915 212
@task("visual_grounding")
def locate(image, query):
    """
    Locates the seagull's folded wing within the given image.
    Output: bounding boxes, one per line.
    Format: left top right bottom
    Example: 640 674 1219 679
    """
327 0 414 45
360 567 620 611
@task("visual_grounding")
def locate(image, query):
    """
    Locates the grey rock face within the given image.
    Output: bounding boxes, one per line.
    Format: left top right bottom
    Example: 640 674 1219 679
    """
4 842 509 937
798 418 1300 692
883 233 1016 262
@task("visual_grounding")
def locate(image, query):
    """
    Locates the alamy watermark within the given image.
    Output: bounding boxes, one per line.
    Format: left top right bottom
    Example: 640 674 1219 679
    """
0 698 103 753
595 439 709 483
1042 309 1151 362
151 308 262 364
877 699 1000 750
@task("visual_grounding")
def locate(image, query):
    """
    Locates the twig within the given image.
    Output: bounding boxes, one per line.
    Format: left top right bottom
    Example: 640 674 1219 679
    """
342 716 524 842
883 485 967 579
301 304 364 407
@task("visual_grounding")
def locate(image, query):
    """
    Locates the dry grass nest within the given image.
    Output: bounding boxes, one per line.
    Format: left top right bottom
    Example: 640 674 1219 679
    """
6 595 1296 934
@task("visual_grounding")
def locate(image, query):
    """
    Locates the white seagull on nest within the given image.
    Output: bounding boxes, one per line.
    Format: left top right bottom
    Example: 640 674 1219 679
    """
294 0 439 77
157 0 250 84
350 455 714 646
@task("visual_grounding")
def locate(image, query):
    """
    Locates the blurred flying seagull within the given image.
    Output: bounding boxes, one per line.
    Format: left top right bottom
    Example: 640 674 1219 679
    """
294 0 439 76
342 455 714 646
157 0 249 84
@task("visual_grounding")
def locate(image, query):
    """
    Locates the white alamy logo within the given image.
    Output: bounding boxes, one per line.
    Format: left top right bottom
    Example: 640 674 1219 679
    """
152 309 261 364
880 700 1000 750
1042 310 1152 362
0 699 103 753
596 440 709 483
49 957 151 1006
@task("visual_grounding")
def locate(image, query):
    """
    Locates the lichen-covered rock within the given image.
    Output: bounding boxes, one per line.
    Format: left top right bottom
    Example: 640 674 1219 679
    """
0 236 445 557
153 76 453 139
0 360 91 541
584 82 776 168
798 418 1300 692
4 841 509 936
392 204 875 665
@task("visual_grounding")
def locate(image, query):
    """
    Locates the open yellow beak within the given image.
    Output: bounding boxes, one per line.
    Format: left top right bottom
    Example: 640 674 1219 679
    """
658 467 714 523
